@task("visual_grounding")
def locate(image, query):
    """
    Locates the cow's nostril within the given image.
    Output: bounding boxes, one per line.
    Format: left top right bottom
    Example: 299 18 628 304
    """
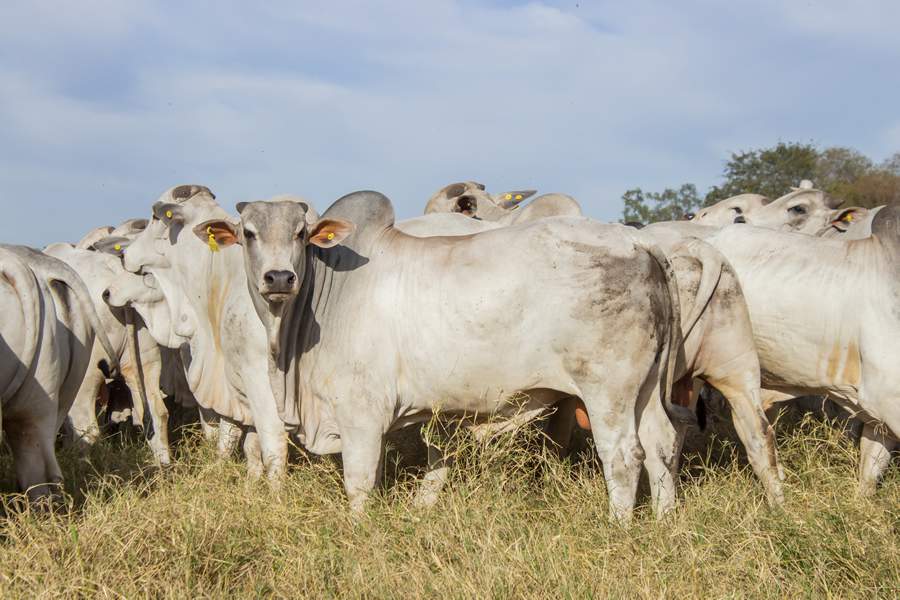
102 289 111 302
264 270 296 293
734 215 747 224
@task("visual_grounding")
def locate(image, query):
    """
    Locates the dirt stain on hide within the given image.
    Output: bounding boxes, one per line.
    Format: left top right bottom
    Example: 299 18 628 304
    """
824 339 861 386
561 240 642 324
841 341 861 386
207 275 225 352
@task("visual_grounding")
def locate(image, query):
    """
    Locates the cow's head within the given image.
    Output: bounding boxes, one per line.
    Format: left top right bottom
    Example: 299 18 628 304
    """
110 218 149 240
194 200 355 305
100 269 185 348
424 181 536 220
692 194 771 227
741 182 843 234
122 185 215 273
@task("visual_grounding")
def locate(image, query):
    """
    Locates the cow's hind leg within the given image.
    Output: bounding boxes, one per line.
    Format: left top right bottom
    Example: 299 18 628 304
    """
580 382 645 524
706 372 784 506
544 397 578 459
5 411 63 506
858 423 897 496
638 382 683 519
64 367 105 453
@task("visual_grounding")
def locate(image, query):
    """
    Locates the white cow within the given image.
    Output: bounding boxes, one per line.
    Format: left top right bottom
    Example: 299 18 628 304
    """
0 245 117 501
199 190 736 522
102 185 287 479
44 240 173 465
399 213 784 511
424 181 581 224
647 209 900 493
740 181 845 234
691 194 771 227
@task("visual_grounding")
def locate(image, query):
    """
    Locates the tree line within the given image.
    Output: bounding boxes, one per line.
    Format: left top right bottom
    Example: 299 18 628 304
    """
621 142 900 224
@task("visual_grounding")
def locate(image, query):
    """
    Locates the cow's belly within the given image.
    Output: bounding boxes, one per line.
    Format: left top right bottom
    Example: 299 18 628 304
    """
752 311 861 399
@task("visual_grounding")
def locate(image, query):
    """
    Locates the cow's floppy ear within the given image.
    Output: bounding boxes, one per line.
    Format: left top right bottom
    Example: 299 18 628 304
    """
442 183 467 198
153 202 184 225
823 193 843 209
308 219 355 248
92 236 131 258
122 218 148 233
193 219 240 251
828 207 866 232
494 190 537 209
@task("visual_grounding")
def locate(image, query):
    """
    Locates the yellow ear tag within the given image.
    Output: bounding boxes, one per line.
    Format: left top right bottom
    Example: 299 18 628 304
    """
165 210 173 219
505 194 512 200
326 232 335 241
206 226 220 252
843 214 854 222
515 194 523 200
114 244 122 251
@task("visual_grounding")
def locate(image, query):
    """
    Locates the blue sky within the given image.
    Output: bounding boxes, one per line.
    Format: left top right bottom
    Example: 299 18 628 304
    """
2 0 899 246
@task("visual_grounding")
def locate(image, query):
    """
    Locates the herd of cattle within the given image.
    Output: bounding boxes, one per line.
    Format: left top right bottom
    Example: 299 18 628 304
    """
0 179 896 521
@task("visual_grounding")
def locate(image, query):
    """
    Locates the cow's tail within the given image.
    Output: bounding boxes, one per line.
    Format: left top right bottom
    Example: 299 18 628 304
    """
48 263 120 376
677 239 723 342
0 250 41 402
635 239 695 426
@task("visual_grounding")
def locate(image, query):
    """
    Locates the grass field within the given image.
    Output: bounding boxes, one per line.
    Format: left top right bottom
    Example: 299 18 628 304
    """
0 408 897 599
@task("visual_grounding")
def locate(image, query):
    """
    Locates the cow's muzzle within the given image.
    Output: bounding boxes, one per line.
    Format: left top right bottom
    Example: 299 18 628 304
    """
262 270 298 302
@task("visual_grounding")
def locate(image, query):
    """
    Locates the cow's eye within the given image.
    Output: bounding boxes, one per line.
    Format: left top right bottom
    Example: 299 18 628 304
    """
244 230 257 241
788 205 807 215
731 207 743 215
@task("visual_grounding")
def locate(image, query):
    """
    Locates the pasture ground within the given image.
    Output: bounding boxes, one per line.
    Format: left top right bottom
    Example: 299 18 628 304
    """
0 408 897 599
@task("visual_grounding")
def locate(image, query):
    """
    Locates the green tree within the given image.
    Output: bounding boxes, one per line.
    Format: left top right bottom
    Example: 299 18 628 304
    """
620 143 900 222
621 183 703 224
815 147 872 194
833 170 900 208
880 152 900 176
704 142 819 204
812 147 900 208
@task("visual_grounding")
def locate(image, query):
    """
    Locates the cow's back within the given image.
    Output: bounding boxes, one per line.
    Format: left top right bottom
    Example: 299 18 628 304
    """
318 217 672 413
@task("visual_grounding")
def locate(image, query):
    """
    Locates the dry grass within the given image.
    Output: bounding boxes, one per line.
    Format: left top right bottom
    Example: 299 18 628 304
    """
0 411 897 599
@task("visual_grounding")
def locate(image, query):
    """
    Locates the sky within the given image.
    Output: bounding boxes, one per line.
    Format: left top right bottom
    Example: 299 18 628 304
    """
2 0 899 246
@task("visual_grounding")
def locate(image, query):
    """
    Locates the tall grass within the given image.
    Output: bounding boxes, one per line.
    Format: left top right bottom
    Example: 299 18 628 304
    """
0 411 897 599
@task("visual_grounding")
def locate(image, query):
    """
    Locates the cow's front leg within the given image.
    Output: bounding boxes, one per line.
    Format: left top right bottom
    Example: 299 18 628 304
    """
217 418 242 458
413 440 450 508
858 423 897 496
197 406 219 442
243 430 264 479
341 424 385 513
